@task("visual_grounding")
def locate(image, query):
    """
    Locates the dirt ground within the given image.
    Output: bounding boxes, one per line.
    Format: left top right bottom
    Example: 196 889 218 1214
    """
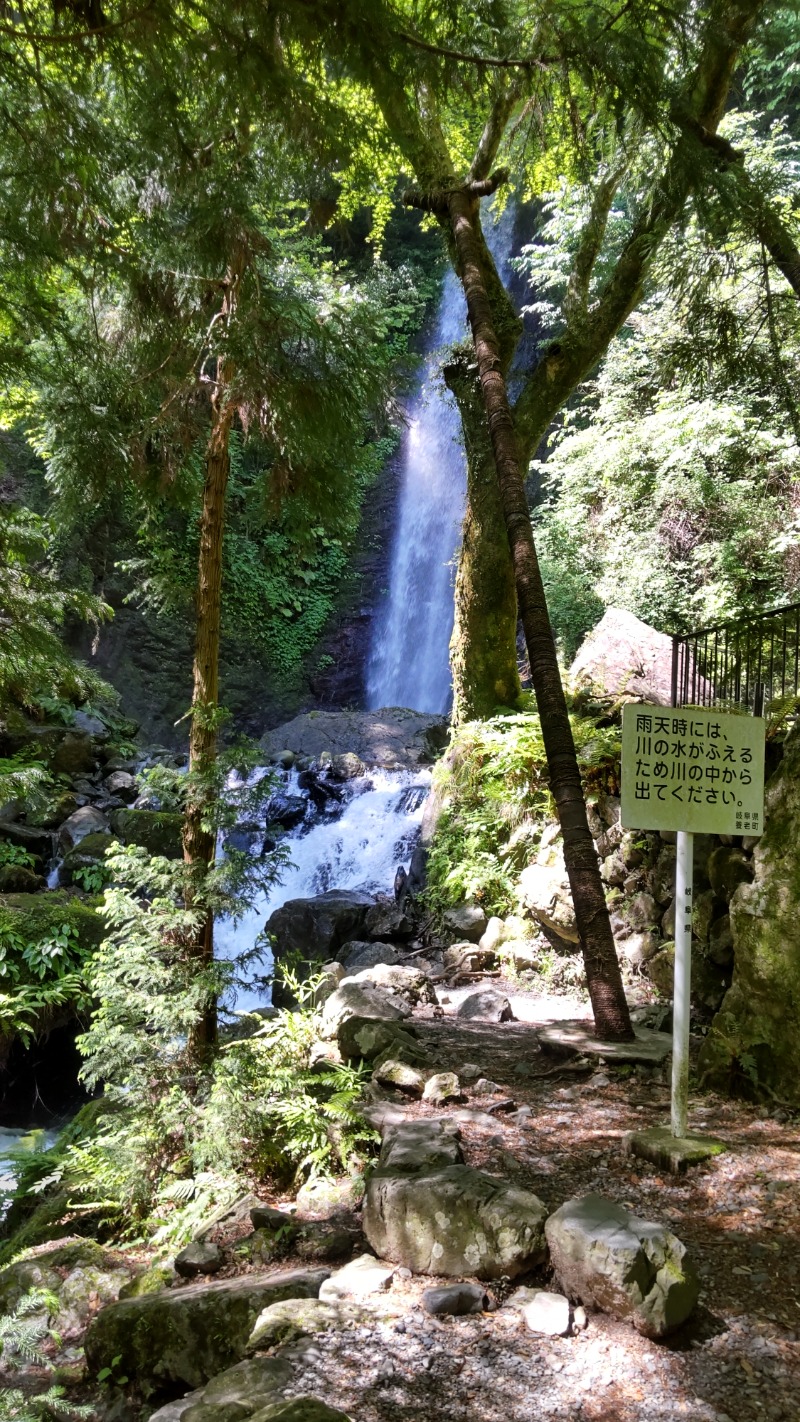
272 981 800 1422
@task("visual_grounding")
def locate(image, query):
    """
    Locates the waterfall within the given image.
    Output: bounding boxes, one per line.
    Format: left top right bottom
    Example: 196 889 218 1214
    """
364 266 467 715
365 207 518 715
214 767 431 1012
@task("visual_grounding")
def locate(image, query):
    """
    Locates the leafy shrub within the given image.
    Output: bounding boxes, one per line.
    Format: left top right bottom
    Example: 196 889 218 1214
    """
425 711 621 918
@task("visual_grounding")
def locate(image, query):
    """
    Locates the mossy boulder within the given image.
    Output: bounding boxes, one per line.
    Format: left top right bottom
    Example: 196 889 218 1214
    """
59 832 115 887
0 1239 132 1340
110 808 183 858
700 724 800 1101
84 1268 330 1395
0 891 105 953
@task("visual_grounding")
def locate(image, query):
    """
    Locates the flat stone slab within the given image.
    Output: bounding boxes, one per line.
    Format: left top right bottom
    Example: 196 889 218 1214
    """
625 1125 726 1174
538 1020 673 1065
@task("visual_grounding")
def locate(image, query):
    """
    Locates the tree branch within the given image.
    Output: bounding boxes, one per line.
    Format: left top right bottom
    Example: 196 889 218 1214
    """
513 0 767 461
468 80 524 183
563 164 626 326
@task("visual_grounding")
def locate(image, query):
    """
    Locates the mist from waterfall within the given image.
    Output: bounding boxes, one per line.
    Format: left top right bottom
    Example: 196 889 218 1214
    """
365 208 517 716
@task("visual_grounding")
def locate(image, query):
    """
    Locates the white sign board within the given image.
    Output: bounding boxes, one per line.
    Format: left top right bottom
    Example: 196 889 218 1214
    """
621 705 765 836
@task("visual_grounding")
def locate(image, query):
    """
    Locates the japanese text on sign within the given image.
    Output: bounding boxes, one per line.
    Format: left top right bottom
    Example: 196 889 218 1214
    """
620 706 765 836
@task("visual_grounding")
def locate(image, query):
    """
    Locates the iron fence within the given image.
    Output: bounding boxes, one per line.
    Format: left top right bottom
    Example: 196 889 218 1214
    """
671 601 800 715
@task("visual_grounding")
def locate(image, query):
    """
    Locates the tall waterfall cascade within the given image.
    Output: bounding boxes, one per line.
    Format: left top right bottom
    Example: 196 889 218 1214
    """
365 208 518 715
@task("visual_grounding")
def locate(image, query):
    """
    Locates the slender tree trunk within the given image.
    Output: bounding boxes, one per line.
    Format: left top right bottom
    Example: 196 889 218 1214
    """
447 185 633 1041
184 361 234 1062
445 351 522 723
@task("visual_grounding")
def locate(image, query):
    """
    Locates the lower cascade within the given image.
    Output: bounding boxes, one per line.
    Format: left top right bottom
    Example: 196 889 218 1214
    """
214 765 431 1010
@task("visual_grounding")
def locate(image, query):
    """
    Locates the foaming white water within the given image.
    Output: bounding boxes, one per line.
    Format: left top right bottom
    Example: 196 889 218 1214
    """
214 767 430 1011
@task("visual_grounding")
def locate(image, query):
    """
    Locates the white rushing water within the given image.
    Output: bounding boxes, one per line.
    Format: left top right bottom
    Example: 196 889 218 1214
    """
365 265 467 715
214 767 431 1012
365 208 518 715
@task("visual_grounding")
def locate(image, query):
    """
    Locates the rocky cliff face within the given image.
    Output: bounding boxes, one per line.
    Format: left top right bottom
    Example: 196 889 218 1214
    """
700 722 800 1103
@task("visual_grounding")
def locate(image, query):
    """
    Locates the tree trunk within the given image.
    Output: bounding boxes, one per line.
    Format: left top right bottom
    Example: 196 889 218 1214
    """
447 185 633 1041
184 362 234 1062
445 351 522 723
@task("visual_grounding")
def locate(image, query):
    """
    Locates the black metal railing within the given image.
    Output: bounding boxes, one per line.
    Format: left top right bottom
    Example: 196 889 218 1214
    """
671 602 800 714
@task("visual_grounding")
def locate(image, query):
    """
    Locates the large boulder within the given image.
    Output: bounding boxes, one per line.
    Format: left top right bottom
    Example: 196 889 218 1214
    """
0 1241 132 1341
568 608 677 706
363 1165 548 1279
340 963 437 1007
700 723 800 1101
320 981 412 1039
545 1195 699 1339
182 1356 294 1421
259 709 448 771
517 831 579 944
84 1269 330 1395
109 808 183 858
57 805 109 853
265 892 373 969
336 1016 426 1065
58 831 115 887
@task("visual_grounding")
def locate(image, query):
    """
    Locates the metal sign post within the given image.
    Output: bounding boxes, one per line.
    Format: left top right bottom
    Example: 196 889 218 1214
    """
672 829 693 1139
620 704 765 1165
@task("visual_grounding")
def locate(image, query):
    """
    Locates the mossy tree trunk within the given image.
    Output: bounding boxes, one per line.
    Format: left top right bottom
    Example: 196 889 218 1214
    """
444 180 634 1041
445 351 522 723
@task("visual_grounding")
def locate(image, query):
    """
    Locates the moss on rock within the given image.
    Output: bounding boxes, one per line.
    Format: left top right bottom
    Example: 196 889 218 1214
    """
109 808 183 858
0 891 104 952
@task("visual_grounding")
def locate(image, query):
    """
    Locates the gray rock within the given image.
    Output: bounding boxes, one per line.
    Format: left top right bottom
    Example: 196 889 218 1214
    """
708 845 754 902
601 852 626 886
148 1390 206 1422
249 1402 353 1422
320 982 412 1039
620 931 659 967
247 1298 364 1351
544 1194 699 1338
363 1165 548 1279
456 990 515 1023
379 1119 463 1172
174 1242 224 1278
328 752 366 780
250 1205 295 1232
342 962 436 1006
507 1287 570 1336
104 770 138 802
626 892 657 932
478 916 506 954
265 891 373 972
373 1059 426 1094
294 1178 361 1217
318 1254 394 1301
57 804 109 853
443 903 489 943
422 1072 461 1104
649 845 677 905
337 940 400 971
422 1283 487 1316
84 1269 330 1394
364 903 415 941
184 1356 294 1419
336 1016 425 1065
259 708 447 771
74 709 108 737
568 607 703 706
